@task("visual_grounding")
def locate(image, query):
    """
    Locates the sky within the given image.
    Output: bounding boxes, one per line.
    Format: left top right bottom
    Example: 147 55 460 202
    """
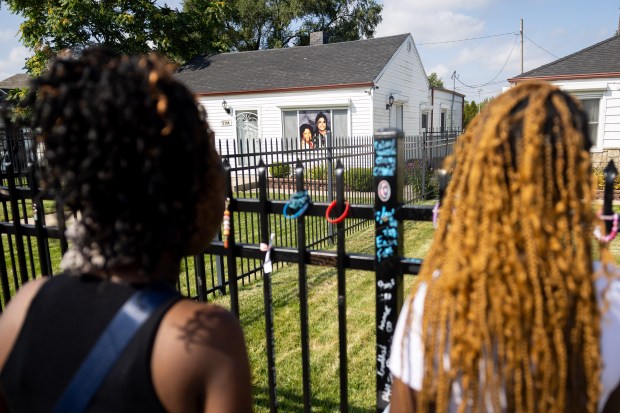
0 0 619 102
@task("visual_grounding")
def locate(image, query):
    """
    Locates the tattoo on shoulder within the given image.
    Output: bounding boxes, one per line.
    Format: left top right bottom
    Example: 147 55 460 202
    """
176 308 227 352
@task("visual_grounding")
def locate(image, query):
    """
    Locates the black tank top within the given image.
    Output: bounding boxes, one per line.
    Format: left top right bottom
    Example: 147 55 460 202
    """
0 274 181 413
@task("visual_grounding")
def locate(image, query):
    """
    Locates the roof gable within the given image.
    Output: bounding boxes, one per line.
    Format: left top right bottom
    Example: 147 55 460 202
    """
510 35 620 81
175 34 411 95
0 73 30 90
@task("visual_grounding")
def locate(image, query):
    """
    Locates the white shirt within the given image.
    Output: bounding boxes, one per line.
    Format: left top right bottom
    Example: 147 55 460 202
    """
388 263 620 412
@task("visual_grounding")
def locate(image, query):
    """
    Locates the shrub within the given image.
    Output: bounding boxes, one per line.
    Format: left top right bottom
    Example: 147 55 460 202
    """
270 164 291 178
405 159 439 199
308 164 328 180
348 167 374 192
592 167 620 191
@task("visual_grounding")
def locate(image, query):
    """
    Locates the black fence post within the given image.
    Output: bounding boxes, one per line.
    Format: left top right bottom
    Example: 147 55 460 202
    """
258 159 278 413
373 128 404 412
29 160 50 277
223 159 240 318
334 160 349 413
293 159 312 413
194 253 207 302
604 160 618 234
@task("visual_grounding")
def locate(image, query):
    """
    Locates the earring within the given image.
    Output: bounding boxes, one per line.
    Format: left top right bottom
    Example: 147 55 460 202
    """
222 198 231 248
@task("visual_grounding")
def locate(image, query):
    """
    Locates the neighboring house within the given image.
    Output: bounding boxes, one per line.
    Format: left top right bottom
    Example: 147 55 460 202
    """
174 33 463 153
508 35 620 168
0 73 30 106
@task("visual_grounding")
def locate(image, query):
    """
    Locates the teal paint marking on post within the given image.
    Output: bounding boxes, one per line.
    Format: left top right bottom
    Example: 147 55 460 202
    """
373 128 404 412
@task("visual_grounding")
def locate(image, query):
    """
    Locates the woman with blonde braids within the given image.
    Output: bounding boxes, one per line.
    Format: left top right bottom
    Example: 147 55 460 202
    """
388 81 620 413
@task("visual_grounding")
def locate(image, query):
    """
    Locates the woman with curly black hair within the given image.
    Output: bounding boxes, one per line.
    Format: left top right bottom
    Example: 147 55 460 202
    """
0 47 252 413
300 123 315 149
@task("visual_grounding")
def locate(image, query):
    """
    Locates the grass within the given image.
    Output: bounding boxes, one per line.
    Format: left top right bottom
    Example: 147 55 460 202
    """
210 219 435 413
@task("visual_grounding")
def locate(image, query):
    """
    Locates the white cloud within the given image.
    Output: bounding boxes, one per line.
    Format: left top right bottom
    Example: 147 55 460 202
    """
376 0 491 43
0 46 30 80
427 63 450 81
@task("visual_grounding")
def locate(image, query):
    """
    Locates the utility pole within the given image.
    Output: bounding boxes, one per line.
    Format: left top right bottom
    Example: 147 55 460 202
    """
477 88 483 113
520 18 524 74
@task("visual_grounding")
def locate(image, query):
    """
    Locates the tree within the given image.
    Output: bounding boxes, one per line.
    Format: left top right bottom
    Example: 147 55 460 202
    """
463 97 494 128
196 0 383 51
1 0 226 76
427 72 444 88
463 100 478 128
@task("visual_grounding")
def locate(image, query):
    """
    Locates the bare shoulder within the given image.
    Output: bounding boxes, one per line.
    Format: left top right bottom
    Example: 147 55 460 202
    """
0 278 48 372
152 300 252 413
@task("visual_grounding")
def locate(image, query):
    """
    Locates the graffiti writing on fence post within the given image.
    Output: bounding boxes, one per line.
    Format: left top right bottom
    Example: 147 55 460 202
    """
373 128 404 412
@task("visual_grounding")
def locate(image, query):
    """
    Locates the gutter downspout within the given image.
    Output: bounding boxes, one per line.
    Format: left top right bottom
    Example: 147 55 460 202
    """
430 88 434 131
461 97 465 131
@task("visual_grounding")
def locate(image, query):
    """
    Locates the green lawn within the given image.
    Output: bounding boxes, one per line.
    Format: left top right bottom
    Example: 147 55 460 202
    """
210 220 434 413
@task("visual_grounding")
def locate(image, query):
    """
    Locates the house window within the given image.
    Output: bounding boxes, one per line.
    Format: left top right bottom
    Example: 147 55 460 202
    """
282 108 348 148
579 98 600 144
440 111 446 132
421 112 428 132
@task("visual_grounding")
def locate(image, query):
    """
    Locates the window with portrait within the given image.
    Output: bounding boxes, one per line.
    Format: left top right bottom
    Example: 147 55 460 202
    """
282 109 348 149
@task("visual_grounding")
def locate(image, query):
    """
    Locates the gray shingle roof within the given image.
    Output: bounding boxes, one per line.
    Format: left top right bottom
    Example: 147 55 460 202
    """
175 34 410 94
0 73 30 90
510 35 620 81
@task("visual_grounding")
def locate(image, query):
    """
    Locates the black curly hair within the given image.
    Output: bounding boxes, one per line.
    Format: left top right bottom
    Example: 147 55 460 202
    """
26 47 225 277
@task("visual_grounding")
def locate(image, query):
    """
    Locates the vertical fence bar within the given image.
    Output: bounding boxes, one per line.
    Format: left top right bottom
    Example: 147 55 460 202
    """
6 161 29 285
373 128 404 412
327 132 334 242
333 160 349 413
29 162 50 277
223 160 240 318
258 159 278 413
194 253 207 302
292 159 312 413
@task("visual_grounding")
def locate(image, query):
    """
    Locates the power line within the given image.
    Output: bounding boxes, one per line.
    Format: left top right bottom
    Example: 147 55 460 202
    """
417 32 517 45
455 34 519 89
524 34 559 59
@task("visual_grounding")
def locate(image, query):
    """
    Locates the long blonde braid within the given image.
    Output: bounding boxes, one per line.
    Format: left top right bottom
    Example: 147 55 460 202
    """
410 81 603 412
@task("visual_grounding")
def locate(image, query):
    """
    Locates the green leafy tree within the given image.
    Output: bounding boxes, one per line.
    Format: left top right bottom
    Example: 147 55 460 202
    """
0 0 225 120
195 0 383 51
427 72 444 88
463 100 478 128
1 0 226 76
463 97 494 128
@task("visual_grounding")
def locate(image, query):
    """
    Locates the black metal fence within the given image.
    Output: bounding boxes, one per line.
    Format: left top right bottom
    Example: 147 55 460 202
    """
0 124 459 412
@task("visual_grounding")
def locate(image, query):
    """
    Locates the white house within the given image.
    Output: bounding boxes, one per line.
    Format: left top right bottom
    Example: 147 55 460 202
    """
174 32 463 154
508 35 620 168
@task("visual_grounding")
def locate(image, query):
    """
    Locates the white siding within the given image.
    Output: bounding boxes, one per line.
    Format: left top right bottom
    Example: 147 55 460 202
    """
373 35 430 135
431 89 464 131
197 87 372 142
551 78 620 150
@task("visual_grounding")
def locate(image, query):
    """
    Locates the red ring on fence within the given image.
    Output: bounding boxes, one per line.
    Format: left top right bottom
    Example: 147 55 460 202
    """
325 200 350 224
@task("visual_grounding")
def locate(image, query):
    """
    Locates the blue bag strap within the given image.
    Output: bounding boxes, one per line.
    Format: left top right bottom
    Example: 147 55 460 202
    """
52 284 179 413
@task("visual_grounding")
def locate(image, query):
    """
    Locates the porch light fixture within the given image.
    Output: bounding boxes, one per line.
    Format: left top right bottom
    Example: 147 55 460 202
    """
386 94 394 110
222 99 231 114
